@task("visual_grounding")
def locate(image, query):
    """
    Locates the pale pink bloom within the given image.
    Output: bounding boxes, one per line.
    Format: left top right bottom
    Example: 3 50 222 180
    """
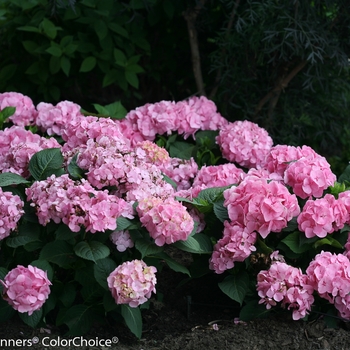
334 294 350 319
137 140 170 167
0 188 24 240
0 92 37 126
306 251 350 304
257 262 314 320
284 155 336 199
209 221 257 274
0 126 61 177
107 260 157 307
216 120 273 168
1 265 51 315
117 118 147 147
36 100 83 135
223 178 300 238
297 194 336 238
192 163 245 188
137 197 194 246
110 230 134 252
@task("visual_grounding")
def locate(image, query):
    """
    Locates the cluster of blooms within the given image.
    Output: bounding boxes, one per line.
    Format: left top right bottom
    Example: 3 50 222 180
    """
137 196 194 246
123 96 227 144
110 230 134 252
26 174 134 233
306 251 350 319
73 135 175 202
223 177 300 239
36 100 84 136
263 145 336 199
192 163 245 188
0 188 24 240
0 126 61 177
0 265 51 315
0 92 37 126
297 194 349 238
216 120 273 169
257 259 315 320
209 221 257 274
107 259 157 307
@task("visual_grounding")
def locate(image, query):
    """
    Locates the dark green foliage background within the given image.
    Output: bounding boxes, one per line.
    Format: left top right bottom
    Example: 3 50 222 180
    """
0 0 350 174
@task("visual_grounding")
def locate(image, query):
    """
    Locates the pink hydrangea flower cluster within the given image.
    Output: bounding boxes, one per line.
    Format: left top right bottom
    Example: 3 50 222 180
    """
110 230 134 252
137 196 194 246
26 174 134 233
0 188 24 240
192 163 245 188
223 178 300 239
123 96 227 144
137 140 170 166
257 261 314 320
0 92 37 126
1 265 51 315
36 100 84 136
209 221 257 274
306 251 350 318
73 136 175 202
0 126 61 177
107 259 157 307
216 120 273 168
297 194 348 238
161 157 198 190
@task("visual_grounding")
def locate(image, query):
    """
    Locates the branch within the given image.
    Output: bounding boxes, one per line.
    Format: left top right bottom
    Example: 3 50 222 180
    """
254 60 308 118
209 0 241 99
183 1 207 96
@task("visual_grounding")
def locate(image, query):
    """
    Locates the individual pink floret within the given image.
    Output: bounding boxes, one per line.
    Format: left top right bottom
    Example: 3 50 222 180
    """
216 120 273 169
0 92 37 126
0 265 51 315
107 260 157 307
110 230 134 252
209 221 257 274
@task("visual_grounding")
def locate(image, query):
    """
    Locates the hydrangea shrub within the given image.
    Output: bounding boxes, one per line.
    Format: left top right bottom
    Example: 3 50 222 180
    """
0 91 350 337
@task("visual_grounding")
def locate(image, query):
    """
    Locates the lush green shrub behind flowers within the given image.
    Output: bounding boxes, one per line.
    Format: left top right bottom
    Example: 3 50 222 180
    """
0 91 350 337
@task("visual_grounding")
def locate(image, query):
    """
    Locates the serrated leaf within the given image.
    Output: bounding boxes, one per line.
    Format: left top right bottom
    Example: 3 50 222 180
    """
6 229 40 248
162 174 177 189
314 236 343 249
155 252 190 276
125 71 139 88
28 148 64 181
39 240 75 267
196 185 233 204
93 257 117 290
0 172 30 187
74 241 110 263
213 200 229 222
0 106 16 122
121 304 142 339
173 233 212 254
135 238 164 258
19 308 43 328
281 231 314 254
79 56 96 72
218 272 249 305
239 299 271 321
67 153 85 179
60 304 95 335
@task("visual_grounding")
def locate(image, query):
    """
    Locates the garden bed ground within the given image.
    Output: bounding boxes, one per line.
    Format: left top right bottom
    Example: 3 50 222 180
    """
1 260 350 350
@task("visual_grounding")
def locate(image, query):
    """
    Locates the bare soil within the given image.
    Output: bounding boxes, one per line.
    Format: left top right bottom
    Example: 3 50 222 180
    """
1 265 350 350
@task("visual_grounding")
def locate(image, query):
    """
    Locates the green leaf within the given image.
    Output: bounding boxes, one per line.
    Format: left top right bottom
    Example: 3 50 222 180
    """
79 56 97 72
116 217 137 231
93 101 127 119
163 0 175 18
218 272 249 306
0 172 30 187
173 233 212 254
0 298 15 322
49 55 61 74
28 148 64 181
74 241 110 263
55 224 79 240
121 304 142 339
114 48 127 67
196 185 233 204
213 200 229 223
17 26 40 33
67 153 85 179
162 174 177 189
41 18 58 39
94 20 108 41
281 231 316 254
125 63 144 73
155 252 190 276
338 164 350 184
59 282 77 307
0 106 16 122
46 45 62 57
102 70 119 87
125 71 139 88
135 238 164 258
108 23 129 38
93 257 117 290
60 56 71 76
22 40 38 54
60 304 95 335
39 240 75 267
6 228 40 248
19 308 43 328
169 141 195 160
239 299 271 321
0 64 16 81
30 259 54 281
314 236 343 249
